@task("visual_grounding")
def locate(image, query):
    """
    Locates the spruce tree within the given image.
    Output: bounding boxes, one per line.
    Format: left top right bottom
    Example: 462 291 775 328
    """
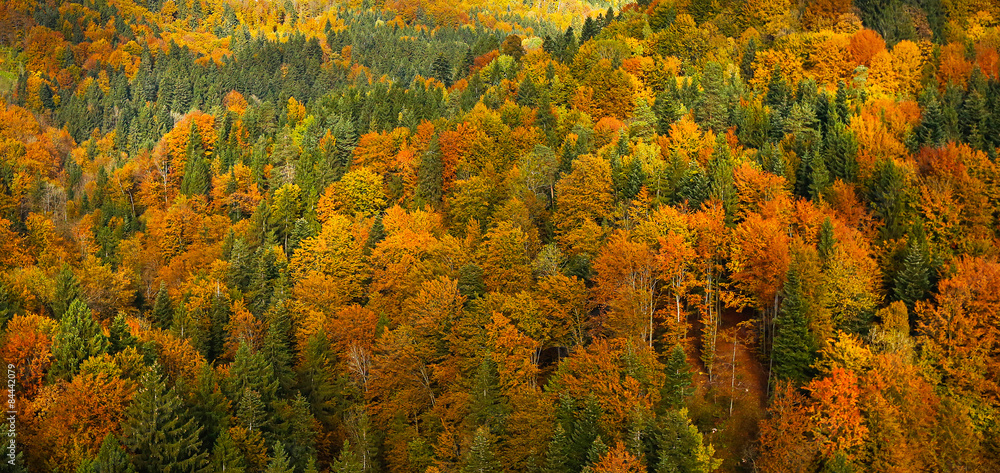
265 442 294 473
415 137 444 208
660 344 692 411
545 424 572 473
536 91 558 145
431 53 453 88
109 313 138 354
463 427 501 473
469 355 510 434
772 267 816 384
296 330 341 428
50 300 109 381
516 74 537 107
210 431 246 473
332 440 364 473
152 282 173 329
893 239 930 312
818 218 836 261
52 264 81 318
83 434 136 473
123 365 209 472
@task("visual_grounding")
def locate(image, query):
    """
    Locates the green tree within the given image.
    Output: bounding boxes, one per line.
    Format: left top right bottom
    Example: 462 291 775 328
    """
772 267 816 384
152 282 174 329
463 427 502 473
52 264 81 318
332 440 364 473
431 53 453 87
210 431 246 473
50 300 109 381
265 442 294 473
79 434 136 473
660 344 692 411
469 355 510 434
893 239 930 311
123 365 210 472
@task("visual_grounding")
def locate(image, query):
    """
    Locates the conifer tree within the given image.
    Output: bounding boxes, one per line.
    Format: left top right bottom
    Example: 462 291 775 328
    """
296 330 341 428
265 442 294 473
772 267 816 384
152 282 174 329
109 313 138 354
893 239 930 312
469 355 509 434
332 440 364 473
415 137 444 208
818 218 836 261
517 75 537 107
52 264 81 318
51 299 109 381
545 424 572 473
661 344 692 411
123 365 210 472
463 427 502 473
82 434 135 473
210 431 246 473
431 54 453 88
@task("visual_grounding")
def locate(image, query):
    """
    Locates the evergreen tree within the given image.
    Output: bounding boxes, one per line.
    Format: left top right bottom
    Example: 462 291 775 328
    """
189 364 231 449
271 394 318 471
0 281 19 330
818 218 836 261
332 440 364 473
545 424 572 473
516 74 538 107
152 282 174 329
913 87 944 149
458 263 486 300
50 300 109 381
83 434 136 473
415 137 444 208
210 431 246 473
431 53 453 88
123 365 210 472
697 61 728 133
809 152 830 201
654 88 680 135
536 91 558 145
893 238 930 312
109 313 138 354
463 427 501 473
772 267 816 384
630 98 657 139
660 344 692 411
652 409 720 473
262 306 295 395
469 355 510 434
265 442 294 473
52 264 81 318
296 330 342 428
581 17 598 43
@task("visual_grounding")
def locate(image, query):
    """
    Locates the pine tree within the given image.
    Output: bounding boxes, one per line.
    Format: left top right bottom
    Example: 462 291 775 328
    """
660 344 692 411
296 330 341 428
516 74 537 107
109 313 138 354
265 442 294 473
262 307 295 395
913 87 944 149
50 300 109 381
630 98 657 139
227 342 280 406
210 431 246 473
653 88 679 135
271 394 318 470
190 364 231 449
818 218 836 261
85 434 136 473
772 267 816 384
545 424 572 473
415 137 444 208
463 427 501 473
152 282 174 329
123 365 210 472
536 91 558 145
52 264 81 318
582 436 608 472
809 152 830 201
431 53 453 88
469 355 510 434
893 239 930 312
332 440 364 473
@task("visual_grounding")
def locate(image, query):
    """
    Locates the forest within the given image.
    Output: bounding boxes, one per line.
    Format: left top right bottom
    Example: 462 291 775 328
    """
0 0 999 471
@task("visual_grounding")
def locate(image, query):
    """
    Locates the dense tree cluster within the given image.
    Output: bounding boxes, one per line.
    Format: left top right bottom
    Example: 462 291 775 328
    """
1 0 1000 472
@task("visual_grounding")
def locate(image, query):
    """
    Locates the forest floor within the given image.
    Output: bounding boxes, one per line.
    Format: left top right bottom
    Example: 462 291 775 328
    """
688 308 768 473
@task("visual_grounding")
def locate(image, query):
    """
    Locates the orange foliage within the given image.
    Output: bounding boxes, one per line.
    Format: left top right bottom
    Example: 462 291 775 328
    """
848 29 885 67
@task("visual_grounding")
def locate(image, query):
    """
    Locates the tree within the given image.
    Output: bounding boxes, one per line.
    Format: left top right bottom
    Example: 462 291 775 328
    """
83 434 136 473
893 239 930 312
265 442 294 473
52 264 81 318
152 282 174 329
591 441 642 473
50 299 109 381
123 365 210 472
660 344 692 411
210 431 247 473
463 427 502 473
772 267 817 384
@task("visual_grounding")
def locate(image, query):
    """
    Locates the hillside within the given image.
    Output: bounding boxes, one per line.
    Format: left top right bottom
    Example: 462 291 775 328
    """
1 0 1000 472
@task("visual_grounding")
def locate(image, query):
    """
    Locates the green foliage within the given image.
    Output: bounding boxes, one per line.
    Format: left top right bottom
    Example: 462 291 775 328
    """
773 267 817 384
463 427 502 473
124 365 210 472
50 300 110 381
